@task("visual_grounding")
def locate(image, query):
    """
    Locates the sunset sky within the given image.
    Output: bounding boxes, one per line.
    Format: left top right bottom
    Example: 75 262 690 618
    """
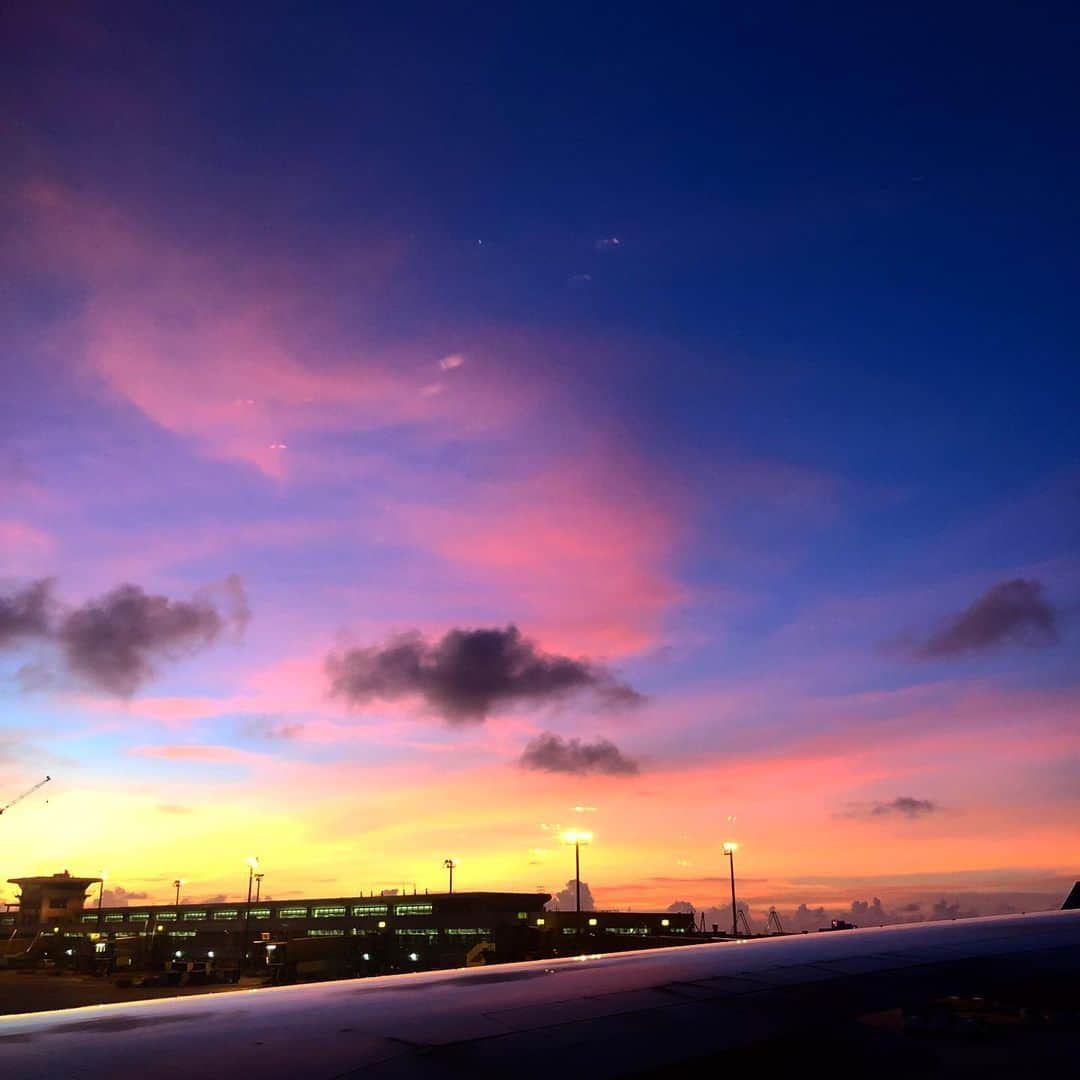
2 4 1077 926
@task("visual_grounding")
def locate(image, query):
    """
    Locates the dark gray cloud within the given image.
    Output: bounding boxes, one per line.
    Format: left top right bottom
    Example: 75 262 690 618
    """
915 578 1058 658
0 579 53 647
546 879 596 912
519 732 639 776
328 625 644 724
1 576 249 696
843 796 939 820
57 584 231 695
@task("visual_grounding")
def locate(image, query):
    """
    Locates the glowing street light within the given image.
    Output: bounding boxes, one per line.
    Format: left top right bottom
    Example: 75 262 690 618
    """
242 856 259 972
173 879 184 906
443 858 457 894
723 842 738 937
560 829 593 936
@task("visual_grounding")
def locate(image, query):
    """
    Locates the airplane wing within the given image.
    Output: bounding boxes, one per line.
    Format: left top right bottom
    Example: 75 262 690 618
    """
1 907 1078 1077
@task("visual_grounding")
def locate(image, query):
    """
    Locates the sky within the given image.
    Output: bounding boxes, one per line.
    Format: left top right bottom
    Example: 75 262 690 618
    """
1 2 1078 926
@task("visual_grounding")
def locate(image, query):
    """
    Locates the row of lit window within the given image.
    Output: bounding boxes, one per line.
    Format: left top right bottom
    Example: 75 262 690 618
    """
79 901 437 924
535 917 673 931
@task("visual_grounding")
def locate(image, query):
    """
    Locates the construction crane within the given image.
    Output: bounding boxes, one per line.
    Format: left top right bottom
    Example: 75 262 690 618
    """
766 907 785 935
0 775 51 817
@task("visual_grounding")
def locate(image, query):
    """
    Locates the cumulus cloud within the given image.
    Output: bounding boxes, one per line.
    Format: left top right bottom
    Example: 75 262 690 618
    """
666 900 695 915
913 579 1058 658
850 897 890 924
789 903 828 932
0 576 248 695
0 579 53 646
843 796 940 820
547 879 596 912
100 886 148 907
519 732 639 776
328 625 644 723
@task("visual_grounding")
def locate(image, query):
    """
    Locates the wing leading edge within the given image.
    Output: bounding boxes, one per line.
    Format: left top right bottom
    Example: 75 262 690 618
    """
1 907 1078 1077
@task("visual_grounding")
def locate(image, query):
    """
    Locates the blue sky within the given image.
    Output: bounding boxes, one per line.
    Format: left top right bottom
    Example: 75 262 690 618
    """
1 2 1077 915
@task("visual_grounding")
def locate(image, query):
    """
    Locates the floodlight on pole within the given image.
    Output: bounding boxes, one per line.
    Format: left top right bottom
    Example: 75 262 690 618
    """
242 856 259 972
97 870 107 924
723 842 738 938
560 829 593 937
443 859 457 894
173 879 184 906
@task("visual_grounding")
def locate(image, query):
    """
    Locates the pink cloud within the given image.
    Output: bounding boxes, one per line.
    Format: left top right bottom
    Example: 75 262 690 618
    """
384 455 687 657
17 185 530 478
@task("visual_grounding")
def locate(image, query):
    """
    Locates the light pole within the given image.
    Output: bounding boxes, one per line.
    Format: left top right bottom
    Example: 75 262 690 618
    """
97 871 107 926
242 856 259 973
254 873 264 902
173 879 184 906
443 859 456 894
723 842 738 937
561 830 593 939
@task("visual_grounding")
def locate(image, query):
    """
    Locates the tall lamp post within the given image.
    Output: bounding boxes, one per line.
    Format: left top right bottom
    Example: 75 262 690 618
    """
561 829 593 939
723 842 738 937
97 871 107 926
443 859 457 894
241 856 259 973
254 873 264 902
173 879 184 907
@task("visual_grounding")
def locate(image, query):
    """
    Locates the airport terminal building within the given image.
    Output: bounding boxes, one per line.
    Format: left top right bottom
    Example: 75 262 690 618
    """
3 872 695 979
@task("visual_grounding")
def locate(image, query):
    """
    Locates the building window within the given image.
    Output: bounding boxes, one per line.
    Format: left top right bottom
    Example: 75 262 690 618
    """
312 905 346 918
395 928 437 937
307 929 345 937
563 928 575 935
588 918 598 927
517 911 527 920
394 903 433 916
445 928 492 937
169 930 197 938
211 910 240 920
128 913 149 921
182 911 208 921
535 918 545 926
104 913 124 923
81 914 99 923
352 904 388 917
248 907 271 920
660 918 670 927
277 907 308 919
157 912 177 921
